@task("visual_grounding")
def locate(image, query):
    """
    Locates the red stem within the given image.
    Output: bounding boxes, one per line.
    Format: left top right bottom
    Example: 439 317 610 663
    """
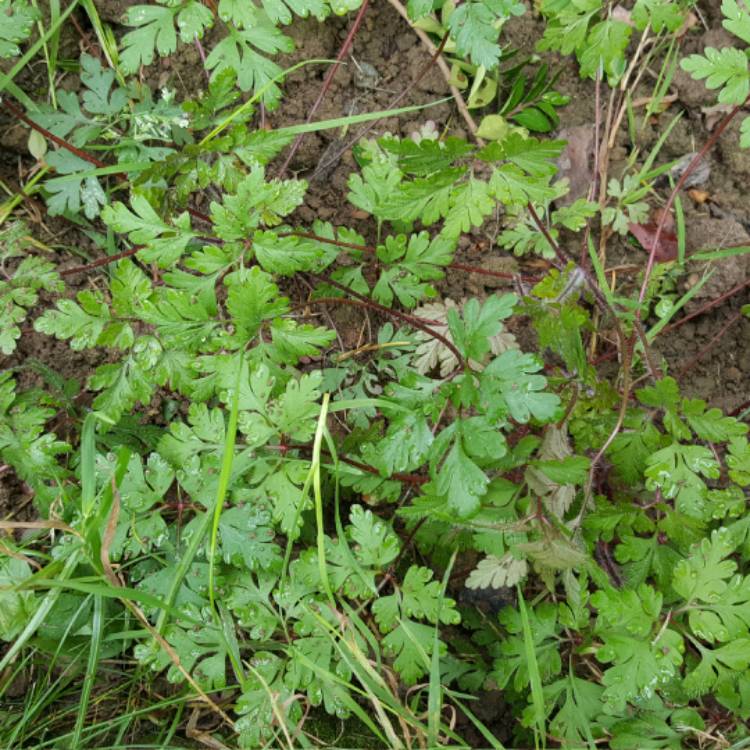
267 443 426 485
730 399 750 417
660 278 750 336
60 245 144 276
305 271 466 370
3 97 112 172
297 296 441 327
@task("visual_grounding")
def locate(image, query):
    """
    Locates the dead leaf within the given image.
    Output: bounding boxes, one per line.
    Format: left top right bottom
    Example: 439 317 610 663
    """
669 151 711 188
525 425 577 518
628 220 679 263
679 10 699 34
611 5 634 26
631 93 678 112
555 125 595 207
465 554 528 590
702 103 733 131
412 298 518 376
688 188 710 205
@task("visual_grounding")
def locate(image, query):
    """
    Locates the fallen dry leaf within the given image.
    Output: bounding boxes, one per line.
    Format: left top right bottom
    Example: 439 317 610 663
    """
669 151 711 188
628 221 679 263
702 103 734 131
688 188 710 205
555 125 595 207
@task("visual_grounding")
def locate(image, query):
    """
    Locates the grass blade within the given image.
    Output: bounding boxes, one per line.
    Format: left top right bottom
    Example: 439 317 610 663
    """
429 549 457 748
274 97 451 137
674 186 686 266
72 594 104 746
518 585 546 749
689 245 750 262
451 695 506 750
313 393 334 604
0 550 80 671
80 412 97 518
208 351 243 613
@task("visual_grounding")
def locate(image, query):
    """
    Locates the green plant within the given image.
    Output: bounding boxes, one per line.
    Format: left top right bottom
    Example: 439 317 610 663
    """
539 0 690 84
682 0 750 146
3 0 750 747
0 0 39 59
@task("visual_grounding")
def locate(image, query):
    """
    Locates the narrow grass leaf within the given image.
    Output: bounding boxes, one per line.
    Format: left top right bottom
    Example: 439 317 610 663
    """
72 594 103 747
518 585 546 749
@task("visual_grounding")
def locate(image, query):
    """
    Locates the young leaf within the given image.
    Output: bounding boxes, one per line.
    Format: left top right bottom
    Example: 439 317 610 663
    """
90 336 163 424
632 0 685 33
204 20 293 105
225 266 289 343
102 196 196 266
211 164 307 241
681 47 750 105
80 54 129 116
645 443 719 519
727 437 750 486
592 585 683 712
435 439 489 517
0 257 63 355
218 504 281 571
34 291 113 350
722 0 750 45
482 349 560 423
120 5 179 73
0 0 39 59
492 602 562 691
447 294 517 362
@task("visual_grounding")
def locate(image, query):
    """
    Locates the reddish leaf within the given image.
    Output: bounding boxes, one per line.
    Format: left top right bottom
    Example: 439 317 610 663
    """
628 221 679 263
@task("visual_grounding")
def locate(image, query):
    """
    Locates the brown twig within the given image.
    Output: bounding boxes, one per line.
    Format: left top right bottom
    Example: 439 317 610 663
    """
296 296 441 327
311 31 452 179
580 68 603 268
448 260 538 283
659 278 750 336
575 334 634 528
382 0 482 141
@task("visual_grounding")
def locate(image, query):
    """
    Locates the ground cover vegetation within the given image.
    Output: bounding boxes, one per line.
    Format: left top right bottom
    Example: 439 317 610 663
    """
1 0 750 747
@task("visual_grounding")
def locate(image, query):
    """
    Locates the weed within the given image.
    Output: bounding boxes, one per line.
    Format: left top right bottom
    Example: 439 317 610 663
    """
1 0 750 748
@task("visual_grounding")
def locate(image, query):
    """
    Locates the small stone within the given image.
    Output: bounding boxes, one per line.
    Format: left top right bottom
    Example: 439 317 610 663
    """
726 366 742 383
670 152 711 188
